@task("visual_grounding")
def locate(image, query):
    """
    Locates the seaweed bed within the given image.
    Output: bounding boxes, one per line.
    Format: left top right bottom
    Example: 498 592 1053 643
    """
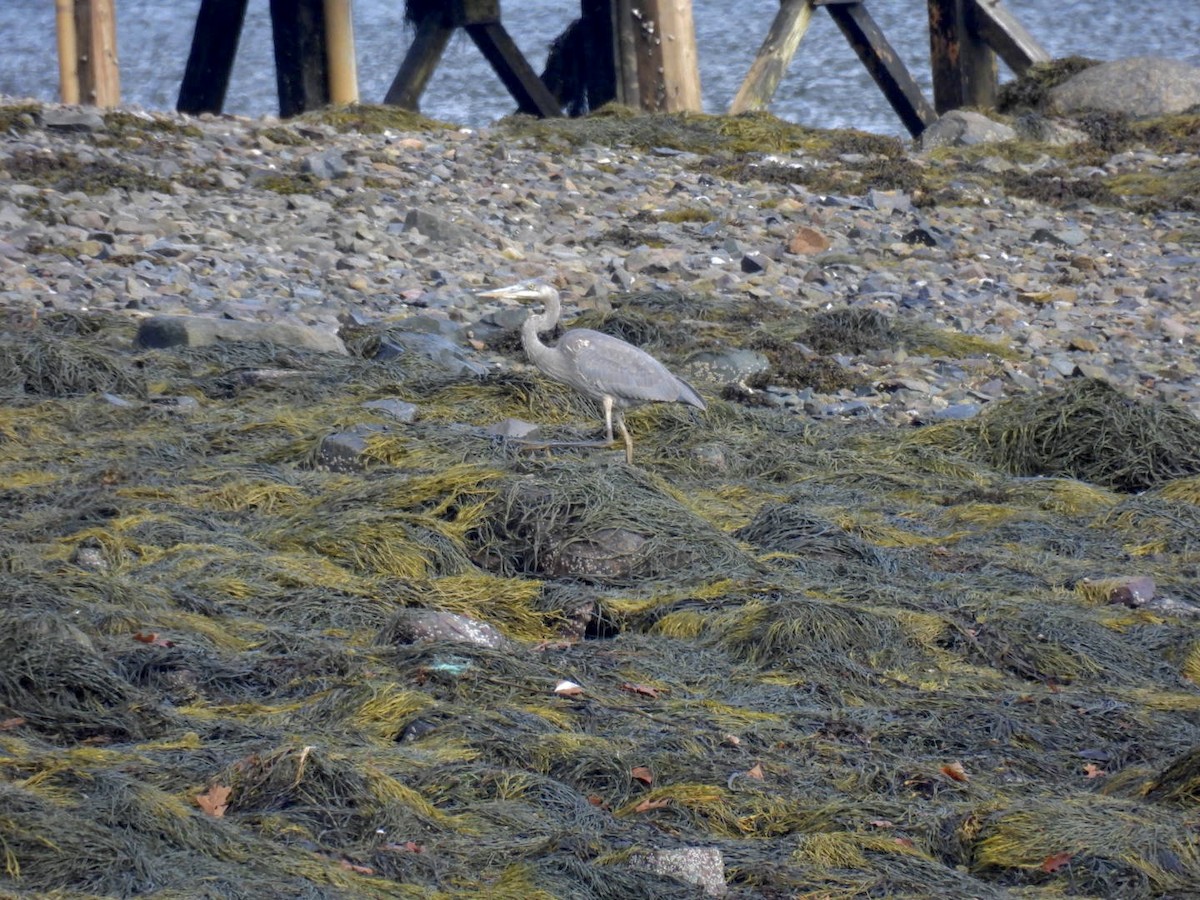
2 303 1200 900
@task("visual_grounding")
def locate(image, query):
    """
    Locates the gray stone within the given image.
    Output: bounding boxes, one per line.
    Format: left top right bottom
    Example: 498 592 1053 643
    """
867 188 912 214
548 528 648 580
41 107 106 132
920 110 1016 151
382 609 510 649
684 348 771 384
630 847 726 896
1013 114 1089 146
374 331 489 377
135 315 347 355
403 208 472 246
302 149 352 179
485 418 541 439
363 398 419 423
1048 57 1200 117
315 424 391 472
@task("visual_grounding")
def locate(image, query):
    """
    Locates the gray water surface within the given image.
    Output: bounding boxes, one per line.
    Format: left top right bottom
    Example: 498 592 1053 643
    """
2 1 1198 135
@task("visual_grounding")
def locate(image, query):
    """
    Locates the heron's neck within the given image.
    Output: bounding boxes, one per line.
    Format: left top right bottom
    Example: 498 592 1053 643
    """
521 294 562 372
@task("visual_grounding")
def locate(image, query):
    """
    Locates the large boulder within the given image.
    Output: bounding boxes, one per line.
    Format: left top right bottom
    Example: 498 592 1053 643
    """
1048 57 1200 117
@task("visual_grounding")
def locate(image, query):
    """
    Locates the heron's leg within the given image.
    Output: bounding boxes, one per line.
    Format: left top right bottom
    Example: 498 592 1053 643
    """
602 396 616 444
616 412 634 464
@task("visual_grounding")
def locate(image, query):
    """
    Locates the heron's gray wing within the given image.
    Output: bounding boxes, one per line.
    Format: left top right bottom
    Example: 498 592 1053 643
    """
557 329 692 404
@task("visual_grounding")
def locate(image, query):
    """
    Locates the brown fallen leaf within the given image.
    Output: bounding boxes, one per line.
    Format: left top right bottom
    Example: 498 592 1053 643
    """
0 717 27 731
381 841 425 854
941 761 970 782
746 763 765 780
133 631 175 648
631 766 654 786
869 819 895 829
634 797 671 813
1083 763 1107 779
196 784 232 817
620 682 661 699
1041 851 1073 873
340 860 375 875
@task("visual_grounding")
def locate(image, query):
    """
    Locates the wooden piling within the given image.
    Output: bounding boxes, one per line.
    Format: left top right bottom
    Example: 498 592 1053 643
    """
578 0 618 110
59 0 120 107
270 0 330 117
55 0 80 104
969 0 1050 75
729 0 816 115
928 0 995 113
178 0 250 114
629 0 702 112
323 0 359 104
613 0 641 107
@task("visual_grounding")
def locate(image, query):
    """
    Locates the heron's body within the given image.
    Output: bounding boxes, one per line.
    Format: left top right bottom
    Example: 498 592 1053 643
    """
479 281 706 462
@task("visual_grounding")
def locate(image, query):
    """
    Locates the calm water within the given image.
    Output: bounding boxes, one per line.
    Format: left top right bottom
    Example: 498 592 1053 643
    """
2 1 1198 135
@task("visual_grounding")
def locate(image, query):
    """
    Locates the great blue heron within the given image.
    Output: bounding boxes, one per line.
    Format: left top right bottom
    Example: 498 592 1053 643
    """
478 281 706 463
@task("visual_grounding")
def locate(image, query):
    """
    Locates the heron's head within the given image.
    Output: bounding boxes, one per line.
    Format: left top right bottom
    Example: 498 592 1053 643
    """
477 280 557 304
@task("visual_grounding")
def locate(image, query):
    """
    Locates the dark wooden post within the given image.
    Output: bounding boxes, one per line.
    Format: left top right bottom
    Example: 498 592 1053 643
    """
270 0 330 117
385 0 560 118
928 0 995 113
613 0 640 106
178 0 250 114
819 1 936 137
579 0 618 109
383 11 454 110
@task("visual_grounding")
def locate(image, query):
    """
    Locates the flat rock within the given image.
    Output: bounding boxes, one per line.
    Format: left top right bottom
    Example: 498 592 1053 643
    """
381 609 510 649
920 110 1016 151
630 847 726 896
136 315 347 355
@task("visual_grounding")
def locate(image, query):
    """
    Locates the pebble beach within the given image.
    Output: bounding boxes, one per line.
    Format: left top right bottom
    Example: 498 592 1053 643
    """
1 92 1198 425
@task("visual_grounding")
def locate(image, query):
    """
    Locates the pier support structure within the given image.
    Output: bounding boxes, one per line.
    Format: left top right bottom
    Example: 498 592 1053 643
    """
56 0 121 107
732 0 1049 136
54 0 1049 136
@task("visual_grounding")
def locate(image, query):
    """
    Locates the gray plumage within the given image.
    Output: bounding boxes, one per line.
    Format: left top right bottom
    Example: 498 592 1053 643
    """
478 281 706 463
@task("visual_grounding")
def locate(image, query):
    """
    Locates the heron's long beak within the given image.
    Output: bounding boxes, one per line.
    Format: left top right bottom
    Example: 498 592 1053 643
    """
477 282 523 299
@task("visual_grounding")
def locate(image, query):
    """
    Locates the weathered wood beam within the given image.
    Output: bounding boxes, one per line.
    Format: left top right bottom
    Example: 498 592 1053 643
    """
70 0 121 107
580 0 618 109
729 0 816 115
178 0 249 114
928 0 995 113
466 22 562 117
968 0 1049 75
819 0 937 137
55 0 80 104
270 0 329 117
323 0 359 104
614 0 641 106
383 15 454 110
633 0 702 112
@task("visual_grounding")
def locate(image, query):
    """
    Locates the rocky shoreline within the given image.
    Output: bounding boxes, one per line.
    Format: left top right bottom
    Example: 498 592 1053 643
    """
2 70 1198 428
3 60 1200 898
